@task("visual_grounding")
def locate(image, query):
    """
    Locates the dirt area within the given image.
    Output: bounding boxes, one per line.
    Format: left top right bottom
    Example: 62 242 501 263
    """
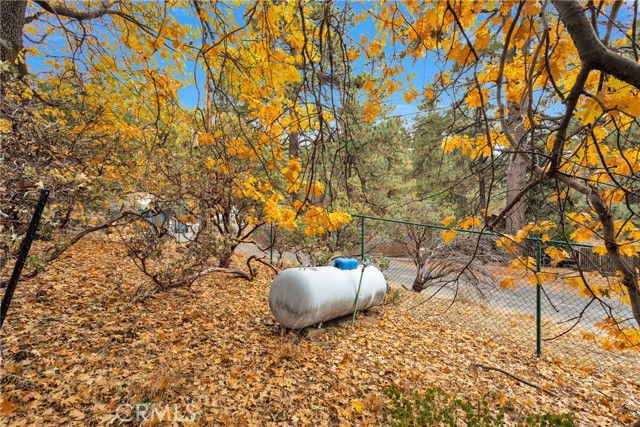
1 236 639 426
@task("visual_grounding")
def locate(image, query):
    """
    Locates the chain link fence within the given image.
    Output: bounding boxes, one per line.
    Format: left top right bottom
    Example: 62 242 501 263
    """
239 214 639 369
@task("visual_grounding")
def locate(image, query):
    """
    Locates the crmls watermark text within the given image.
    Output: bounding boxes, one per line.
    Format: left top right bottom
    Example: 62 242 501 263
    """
115 403 197 423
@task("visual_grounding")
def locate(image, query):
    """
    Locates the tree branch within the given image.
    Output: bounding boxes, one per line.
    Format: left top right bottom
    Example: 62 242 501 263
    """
552 0 640 89
24 11 44 24
0 210 141 287
34 0 115 21
33 0 157 37
472 364 558 397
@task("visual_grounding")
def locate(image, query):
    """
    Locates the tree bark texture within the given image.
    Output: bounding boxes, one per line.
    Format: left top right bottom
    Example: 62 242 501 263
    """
0 0 27 77
505 101 528 235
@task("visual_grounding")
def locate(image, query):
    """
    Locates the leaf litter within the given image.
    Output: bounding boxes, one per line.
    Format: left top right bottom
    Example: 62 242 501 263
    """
1 235 639 426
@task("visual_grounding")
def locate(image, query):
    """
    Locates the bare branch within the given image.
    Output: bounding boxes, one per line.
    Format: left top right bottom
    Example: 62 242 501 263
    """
472 364 558 397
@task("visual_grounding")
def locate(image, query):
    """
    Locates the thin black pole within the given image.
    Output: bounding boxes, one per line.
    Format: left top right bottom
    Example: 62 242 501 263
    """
269 223 273 263
535 238 543 357
361 216 365 261
1 189 49 328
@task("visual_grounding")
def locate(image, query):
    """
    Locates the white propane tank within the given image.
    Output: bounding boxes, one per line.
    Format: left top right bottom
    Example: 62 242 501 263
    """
269 265 387 329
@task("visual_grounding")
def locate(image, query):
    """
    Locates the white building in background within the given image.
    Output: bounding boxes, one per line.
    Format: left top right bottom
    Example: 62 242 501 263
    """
124 193 200 243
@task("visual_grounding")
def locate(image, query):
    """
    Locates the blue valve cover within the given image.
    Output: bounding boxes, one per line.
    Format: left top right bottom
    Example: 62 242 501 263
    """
333 257 359 270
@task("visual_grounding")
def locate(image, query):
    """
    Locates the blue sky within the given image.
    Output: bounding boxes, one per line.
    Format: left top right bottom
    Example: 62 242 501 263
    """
173 2 431 121
23 1 435 122
23 0 634 126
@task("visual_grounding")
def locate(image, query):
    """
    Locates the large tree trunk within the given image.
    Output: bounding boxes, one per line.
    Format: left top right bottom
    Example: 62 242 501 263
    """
504 101 528 235
478 170 487 214
288 132 300 159
0 0 27 75
505 154 527 234
476 156 488 216
287 131 300 202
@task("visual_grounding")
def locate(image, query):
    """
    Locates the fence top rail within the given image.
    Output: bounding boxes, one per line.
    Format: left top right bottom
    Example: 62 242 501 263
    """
350 213 596 249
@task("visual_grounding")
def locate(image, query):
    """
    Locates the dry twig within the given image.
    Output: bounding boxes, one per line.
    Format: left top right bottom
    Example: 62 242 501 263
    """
472 364 558 397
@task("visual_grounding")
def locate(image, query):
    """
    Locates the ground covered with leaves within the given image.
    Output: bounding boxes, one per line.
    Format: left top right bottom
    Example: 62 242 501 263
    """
1 236 639 426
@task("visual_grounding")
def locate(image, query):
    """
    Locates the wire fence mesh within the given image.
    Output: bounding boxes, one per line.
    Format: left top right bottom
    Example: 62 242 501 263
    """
239 214 639 369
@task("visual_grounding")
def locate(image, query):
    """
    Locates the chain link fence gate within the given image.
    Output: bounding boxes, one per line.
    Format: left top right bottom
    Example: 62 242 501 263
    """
242 214 639 369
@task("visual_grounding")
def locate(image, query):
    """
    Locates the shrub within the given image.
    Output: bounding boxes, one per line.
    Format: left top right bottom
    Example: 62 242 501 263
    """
383 387 575 427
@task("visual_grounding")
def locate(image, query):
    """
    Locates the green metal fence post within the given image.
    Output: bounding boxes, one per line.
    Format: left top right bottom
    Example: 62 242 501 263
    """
535 237 542 357
361 216 365 262
269 223 274 263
